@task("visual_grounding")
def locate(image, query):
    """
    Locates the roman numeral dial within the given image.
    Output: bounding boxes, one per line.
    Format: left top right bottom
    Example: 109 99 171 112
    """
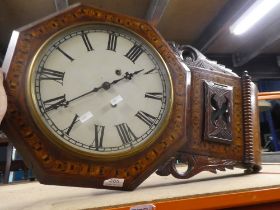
145 92 163 101
33 24 171 155
57 46 74 62
39 68 65 85
107 33 118 51
64 114 79 136
81 32 94 51
135 111 157 127
116 123 137 145
43 95 67 112
91 125 105 151
125 44 143 63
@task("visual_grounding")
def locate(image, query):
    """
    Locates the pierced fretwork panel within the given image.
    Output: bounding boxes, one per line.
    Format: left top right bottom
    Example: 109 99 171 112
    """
204 81 233 144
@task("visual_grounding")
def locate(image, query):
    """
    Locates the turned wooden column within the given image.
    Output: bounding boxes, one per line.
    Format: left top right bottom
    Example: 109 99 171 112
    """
241 71 254 166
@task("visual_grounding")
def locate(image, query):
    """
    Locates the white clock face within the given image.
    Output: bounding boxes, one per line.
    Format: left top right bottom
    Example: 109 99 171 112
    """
29 23 172 156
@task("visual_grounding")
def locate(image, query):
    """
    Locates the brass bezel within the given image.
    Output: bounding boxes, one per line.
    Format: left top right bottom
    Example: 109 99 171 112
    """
26 21 174 161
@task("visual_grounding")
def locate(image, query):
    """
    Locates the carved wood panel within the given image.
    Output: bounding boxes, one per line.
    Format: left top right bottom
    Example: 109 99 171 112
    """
204 80 233 144
186 67 244 161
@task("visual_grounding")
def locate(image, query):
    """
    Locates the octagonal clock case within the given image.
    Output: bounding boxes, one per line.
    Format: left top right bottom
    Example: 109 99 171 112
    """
2 4 189 190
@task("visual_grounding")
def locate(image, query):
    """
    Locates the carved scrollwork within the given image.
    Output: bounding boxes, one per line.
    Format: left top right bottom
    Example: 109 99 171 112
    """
169 42 238 77
204 81 233 144
156 153 237 179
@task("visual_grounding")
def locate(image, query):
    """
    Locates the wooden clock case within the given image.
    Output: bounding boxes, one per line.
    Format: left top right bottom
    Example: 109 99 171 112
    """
2 4 261 190
157 44 262 179
2 4 188 190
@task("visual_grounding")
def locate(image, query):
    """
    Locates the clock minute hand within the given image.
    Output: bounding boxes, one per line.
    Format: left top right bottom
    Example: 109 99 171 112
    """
65 69 144 105
67 84 103 104
66 78 117 104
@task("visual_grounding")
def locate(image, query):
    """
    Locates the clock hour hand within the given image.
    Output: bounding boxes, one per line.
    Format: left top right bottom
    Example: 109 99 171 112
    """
89 69 144 93
124 69 144 80
110 69 144 84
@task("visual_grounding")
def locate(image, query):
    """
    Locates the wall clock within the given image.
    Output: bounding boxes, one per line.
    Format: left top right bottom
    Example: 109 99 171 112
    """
2 4 189 190
29 23 173 159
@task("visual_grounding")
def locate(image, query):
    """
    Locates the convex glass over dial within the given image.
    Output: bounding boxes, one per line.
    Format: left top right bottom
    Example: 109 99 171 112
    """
29 23 173 157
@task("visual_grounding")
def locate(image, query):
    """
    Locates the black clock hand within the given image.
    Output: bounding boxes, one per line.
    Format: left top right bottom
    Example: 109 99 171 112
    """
68 69 144 103
123 69 144 80
110 69 144 85
49 69 145 109
67 78 117 103
67 84 103 103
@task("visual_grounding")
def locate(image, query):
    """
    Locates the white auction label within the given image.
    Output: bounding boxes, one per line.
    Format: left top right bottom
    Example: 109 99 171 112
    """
79 111 93 123
130 204 156 210
110 95 123 106
103 178 125 187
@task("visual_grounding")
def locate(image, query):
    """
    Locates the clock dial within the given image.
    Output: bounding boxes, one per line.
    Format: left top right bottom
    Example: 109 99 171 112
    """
29 23 172 157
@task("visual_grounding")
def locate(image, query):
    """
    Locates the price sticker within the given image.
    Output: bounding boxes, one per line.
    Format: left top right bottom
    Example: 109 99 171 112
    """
130 204 156 210
103 178 125 187
79 111 93 123
110 95 123 106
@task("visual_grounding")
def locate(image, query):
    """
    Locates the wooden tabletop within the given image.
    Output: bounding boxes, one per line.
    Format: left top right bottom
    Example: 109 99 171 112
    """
0 163 280 210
